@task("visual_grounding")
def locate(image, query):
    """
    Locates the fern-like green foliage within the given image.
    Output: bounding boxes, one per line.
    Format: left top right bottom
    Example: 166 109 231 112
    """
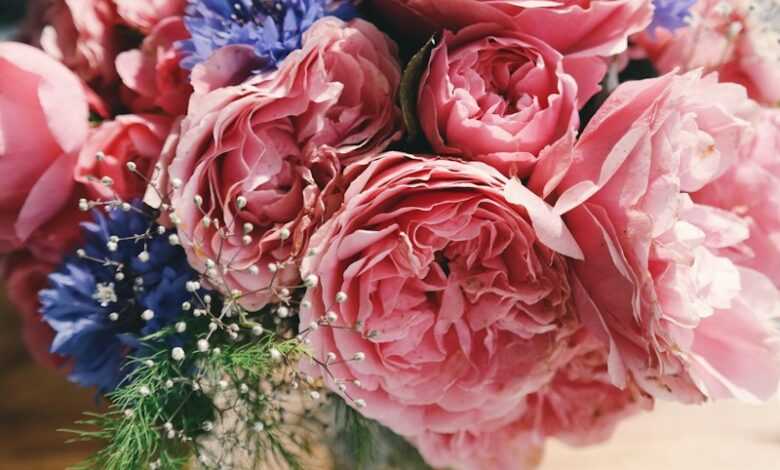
64 333 315 470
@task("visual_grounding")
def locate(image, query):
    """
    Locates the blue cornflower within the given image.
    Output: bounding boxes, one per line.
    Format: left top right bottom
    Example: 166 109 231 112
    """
40 203 202 393
179 0 358 72
648 0 696 34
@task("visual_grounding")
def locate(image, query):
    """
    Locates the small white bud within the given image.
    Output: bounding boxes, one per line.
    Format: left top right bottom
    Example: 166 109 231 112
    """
139 385 151 397
354 399 367 409
101 176 113 186
203 294 212 304
248 265 259 275
107 241 118 252
197 339 210 352
108 312 119 322
115 272 125 281
242 235 252 245
300 299 312 309
165 380 174 389
201 216 211 228
208 322 218 332
141 309 155 321
212 348 221 355
168 234 180 245
335 291 348 303
325 311 338 323
78 198 89 211
124 409 134 418
164 422 174 432
240 384 250 394
243 222 254 234
126 161 137 172
169 213 181 225
277 306 290 318
270 348 282 362
193 194 203 206
253 422 265 432
76 249 87 258
303 274 319 288
175 322 187 333
182 301 192 311
309 391 321 400
186 281 200 292
268 263 278 273
279 227 291 240
171 178 183 190
352 379 362 388
252 325 264 336
171 347 185 361
326 352 337 363
236 195 248 209
352 352 366 362
308 321 319 331
121 202 131 212
218 380 229 390
138 251 150 263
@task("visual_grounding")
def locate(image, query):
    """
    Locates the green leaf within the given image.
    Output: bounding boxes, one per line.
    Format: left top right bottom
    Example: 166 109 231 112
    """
329 397 433 470
399 36 437 142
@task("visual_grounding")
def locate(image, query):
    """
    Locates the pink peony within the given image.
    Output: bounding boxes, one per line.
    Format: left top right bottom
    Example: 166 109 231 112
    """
637 0 780 105
299 152 583 441
75 114 173 202
114 0 186 33
413 332 650 470
116 17 192 116
693 109 780 288
537 71 780 403
418 24 601 175
372 0 653 56
167 18 402 310
39 0 119 85
0 42 90 261
2 251 65 369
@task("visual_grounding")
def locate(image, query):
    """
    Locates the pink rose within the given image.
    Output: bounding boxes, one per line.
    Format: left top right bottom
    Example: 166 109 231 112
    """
414 332 650 470
637 0 780 105
116 17 192 115
0 42 89 261
39 0 119 85
372 0 653 57
75 114 173 202
693 109 780 288
114 0 186 33
2 251 65 369
538 71 780 403
167 18 402 310
418 24 601 175
299 153 583 441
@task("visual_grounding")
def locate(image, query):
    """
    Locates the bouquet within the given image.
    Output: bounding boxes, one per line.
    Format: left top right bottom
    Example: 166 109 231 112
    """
2 0 780 469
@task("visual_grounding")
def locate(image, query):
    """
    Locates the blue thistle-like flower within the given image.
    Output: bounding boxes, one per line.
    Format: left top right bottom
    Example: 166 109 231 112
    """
40 204 202 393
648 0 696 34
179 0 359 72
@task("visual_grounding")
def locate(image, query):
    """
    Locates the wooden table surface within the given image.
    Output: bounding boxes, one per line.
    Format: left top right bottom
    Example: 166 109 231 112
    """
2 307 779 470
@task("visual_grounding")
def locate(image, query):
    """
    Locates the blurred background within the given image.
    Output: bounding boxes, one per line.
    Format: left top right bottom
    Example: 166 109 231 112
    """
0 1 779 469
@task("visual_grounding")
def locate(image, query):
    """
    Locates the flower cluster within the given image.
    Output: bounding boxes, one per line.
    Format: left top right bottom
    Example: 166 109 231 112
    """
2 1 780 469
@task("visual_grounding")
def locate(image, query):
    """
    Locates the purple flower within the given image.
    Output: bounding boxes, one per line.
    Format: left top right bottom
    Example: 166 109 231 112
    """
648 0 696 34
179 0 358 72
40 203 203 393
